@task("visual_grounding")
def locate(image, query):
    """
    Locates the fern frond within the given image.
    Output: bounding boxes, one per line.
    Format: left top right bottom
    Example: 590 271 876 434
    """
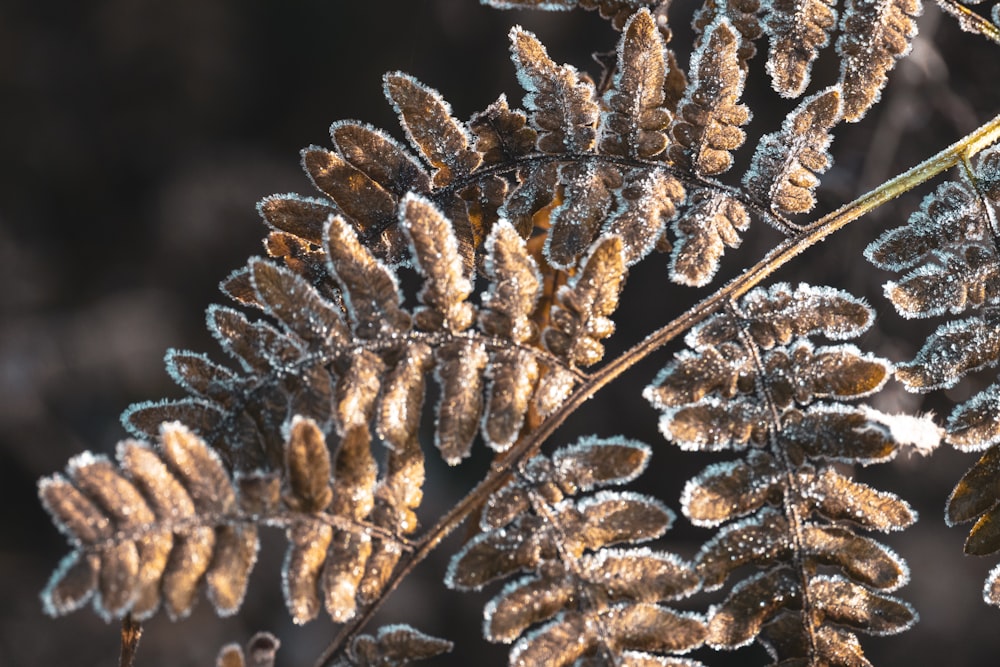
669 190 750 287
871 143 1000 604
40 422 257 621
446 437 706 666
668 17 751 176
836 0 922 122
763 0 838 97
645 283 924 662
331 625 453 667
601 9 672 159
743 86 842 215
692 0 763 69
216 632 280 667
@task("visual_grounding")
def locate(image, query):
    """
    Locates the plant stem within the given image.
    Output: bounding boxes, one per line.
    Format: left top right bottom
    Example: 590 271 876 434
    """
119 614 142 667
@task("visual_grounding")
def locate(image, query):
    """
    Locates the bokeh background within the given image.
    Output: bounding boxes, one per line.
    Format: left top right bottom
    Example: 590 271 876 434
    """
3 1 1000 665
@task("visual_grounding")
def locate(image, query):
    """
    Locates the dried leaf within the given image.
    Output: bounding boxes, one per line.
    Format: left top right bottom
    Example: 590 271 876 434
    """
258 194 337 245
480 220 542 342
894 315 1000 391
434 340 489 464
330 121 431 197
670 190 749 287
744 87 841 214
470 95 538 165
601 9 671 159
836 0 920 121
400 194 475 333
342 624 452 666
283 416 333 513
668 17 750 176
543 235 627 366
763 0 837 96
545 163 619 269
248 257 349 348
324 215 411 338
384 73 481 186
606 169 685 266
510 26 599 153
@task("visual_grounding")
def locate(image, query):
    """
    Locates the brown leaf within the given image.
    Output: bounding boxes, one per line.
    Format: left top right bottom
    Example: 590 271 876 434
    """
384 73 481 186
283 416 333 513
509 26 599 153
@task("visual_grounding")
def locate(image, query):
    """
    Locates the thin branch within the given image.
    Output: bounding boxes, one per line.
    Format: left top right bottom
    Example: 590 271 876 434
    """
119 614 142 667
310 111 1000 667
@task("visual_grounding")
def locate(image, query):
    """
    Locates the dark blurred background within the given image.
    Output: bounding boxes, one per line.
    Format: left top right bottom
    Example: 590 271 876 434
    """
3 1 1000 665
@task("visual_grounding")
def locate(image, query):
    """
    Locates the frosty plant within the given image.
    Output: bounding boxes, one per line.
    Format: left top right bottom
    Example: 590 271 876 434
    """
36 1 1000 666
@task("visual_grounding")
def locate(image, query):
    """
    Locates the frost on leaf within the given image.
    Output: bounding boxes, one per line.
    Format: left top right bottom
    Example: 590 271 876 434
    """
867 145 1000 320
762 0 837 97
689 282 874 348
470 95 538 167
325 215 411 339
668 17 750 176
607 168 686 267
39 423 257 621
446 438 705 665
669 190 749 287
867 144 1000 457
510 26 600 154
400 194 476 333
836 0 921 122
545 163 619 269
543 235 627 367
600 9 672 159
645 283 917 661
216 632 281 667
331 625 452 667
693 0 762 69
744 87 842 215
384 72 481 187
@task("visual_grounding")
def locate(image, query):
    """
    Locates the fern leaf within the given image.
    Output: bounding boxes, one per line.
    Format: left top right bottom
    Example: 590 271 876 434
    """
39 423 257 621
216 632 281 667
510 26 600 154
744 86 842 215
446 438 705 665
836 0 921 122
258 194 336 246
545 163 619 269
400 194 476 333
301 146 405 263
283 415 334 513
470 95 539 166
384 73 482 187
762 0 838 97
606 169 685 266
668 17 750 176
894 314 1000 391
669 190 749 287
543 235 627 366
600 8 671 159
690 282 874 348
646 283 923 662
331 624 452 667
692 0 763 69
247 257 350 348
331 121 432 198
324 215 411 339
481 220 544 342
434 340 489 464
